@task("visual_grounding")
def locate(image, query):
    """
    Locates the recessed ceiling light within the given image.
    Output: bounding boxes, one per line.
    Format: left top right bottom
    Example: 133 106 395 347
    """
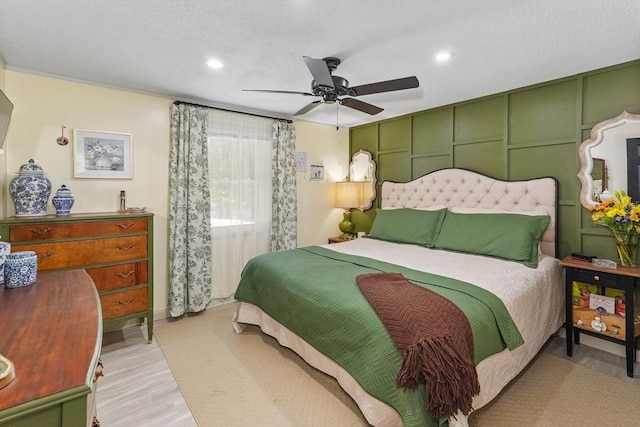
206 59 224 69
435 52 451 63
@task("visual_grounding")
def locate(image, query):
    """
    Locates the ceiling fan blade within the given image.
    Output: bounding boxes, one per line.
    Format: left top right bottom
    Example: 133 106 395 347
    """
302 56 335 89
242 89 314 96
350 76 419 96
294 100 323 116
339 98 384 115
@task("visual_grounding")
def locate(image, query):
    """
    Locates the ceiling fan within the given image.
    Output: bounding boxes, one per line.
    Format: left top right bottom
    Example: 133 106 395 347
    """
243 56 419 117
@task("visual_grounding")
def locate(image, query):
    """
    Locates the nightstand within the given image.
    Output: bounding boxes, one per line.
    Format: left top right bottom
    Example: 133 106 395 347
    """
560 256 640 377
328 235 353 244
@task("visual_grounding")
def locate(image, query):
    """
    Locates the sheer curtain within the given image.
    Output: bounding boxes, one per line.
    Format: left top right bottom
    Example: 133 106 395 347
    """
208 110 273 299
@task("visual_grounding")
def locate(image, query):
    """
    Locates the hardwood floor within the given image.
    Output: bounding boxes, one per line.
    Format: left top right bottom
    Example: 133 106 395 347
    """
96 319 638 426
97 325 197 427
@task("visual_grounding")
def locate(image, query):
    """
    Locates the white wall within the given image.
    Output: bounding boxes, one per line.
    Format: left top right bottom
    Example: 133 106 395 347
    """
294 121 349 247
1 70 347 318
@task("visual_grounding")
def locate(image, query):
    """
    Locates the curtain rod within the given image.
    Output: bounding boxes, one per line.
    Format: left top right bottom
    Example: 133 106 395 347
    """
173 100 292 123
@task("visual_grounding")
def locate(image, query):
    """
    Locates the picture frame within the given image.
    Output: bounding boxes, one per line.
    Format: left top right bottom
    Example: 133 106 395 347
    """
310 164 324 181
73 129 132 179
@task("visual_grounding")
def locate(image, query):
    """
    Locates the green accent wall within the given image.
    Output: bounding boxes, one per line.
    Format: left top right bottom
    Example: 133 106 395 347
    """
350 60 640 260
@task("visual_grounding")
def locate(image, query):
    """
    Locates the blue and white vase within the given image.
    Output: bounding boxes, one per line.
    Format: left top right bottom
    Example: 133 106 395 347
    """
0 242 10 286
9 159 52 217
4 251 38 288
52 184 75 216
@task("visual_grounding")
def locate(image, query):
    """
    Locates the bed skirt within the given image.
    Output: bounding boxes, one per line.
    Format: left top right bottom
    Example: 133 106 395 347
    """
233 301 557 427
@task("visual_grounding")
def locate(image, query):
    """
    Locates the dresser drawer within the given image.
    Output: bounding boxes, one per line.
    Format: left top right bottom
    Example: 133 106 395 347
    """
8 218 148 242
101 287 148 320
16 235 148 270
575 268 618 287
86 261 148 292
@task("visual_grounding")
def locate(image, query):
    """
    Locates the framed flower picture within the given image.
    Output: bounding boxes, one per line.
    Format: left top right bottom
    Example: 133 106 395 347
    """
73 129 132 179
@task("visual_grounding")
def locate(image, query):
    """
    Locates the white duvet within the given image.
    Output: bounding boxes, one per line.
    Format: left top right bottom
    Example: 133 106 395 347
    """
234 238 564 426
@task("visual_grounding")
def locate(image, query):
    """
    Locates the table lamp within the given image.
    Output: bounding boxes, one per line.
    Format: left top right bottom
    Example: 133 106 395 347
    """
335 181 364 239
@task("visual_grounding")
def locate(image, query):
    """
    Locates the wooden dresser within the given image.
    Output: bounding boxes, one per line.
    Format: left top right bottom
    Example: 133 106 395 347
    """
0 270 103 426
0 212 154 342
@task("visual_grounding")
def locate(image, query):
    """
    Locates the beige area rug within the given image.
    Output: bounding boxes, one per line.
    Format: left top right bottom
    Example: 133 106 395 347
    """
154 304 640 427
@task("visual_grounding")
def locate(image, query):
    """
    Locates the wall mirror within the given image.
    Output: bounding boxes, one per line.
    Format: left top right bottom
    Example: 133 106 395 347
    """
578 111 640 207
349 150 376 210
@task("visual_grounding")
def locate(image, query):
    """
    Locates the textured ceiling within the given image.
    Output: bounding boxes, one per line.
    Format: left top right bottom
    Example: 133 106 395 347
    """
0 0 639 128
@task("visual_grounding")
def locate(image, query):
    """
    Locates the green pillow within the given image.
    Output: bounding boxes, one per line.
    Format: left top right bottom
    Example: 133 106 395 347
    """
434 211 550 268
367 208 447 247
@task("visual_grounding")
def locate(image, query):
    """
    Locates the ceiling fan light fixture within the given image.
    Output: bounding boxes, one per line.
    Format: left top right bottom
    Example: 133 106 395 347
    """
243 56 419 117
323 92 338 104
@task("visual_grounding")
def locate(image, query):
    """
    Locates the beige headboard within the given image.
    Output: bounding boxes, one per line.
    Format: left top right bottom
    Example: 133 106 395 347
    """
380 168 558 257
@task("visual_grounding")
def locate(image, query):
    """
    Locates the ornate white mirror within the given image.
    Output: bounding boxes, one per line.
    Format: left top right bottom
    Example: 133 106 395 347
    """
349 150 377 210
578 111 640 207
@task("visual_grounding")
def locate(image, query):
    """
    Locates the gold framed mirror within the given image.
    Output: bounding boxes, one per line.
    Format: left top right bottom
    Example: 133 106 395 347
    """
578 111 640 207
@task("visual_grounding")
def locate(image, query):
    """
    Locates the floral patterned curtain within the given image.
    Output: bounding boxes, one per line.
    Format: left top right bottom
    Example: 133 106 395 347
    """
271 120 297 251
168 103 212 317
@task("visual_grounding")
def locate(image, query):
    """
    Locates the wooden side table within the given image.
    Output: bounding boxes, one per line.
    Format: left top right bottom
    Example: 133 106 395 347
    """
560 256 640 377
328 235 354 244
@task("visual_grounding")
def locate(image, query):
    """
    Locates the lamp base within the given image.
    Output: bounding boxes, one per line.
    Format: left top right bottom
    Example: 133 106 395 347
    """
338 209 356 238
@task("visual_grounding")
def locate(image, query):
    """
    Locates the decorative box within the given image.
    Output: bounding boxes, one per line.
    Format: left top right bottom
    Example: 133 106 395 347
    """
4 251 38 288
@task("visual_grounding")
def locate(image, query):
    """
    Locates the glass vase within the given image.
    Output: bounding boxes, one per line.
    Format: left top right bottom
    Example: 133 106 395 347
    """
612 231 639 268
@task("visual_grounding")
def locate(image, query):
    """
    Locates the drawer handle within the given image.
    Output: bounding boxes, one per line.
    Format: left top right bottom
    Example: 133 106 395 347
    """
30 227 53 235
94 359 105 382
117 271 135 279
116 244 136 251
118 298 136 305
593 275 600 281
116 223 135 230
40 251 54 259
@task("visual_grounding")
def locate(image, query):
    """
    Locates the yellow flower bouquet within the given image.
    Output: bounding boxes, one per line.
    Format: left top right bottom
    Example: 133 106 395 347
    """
588 191 640 267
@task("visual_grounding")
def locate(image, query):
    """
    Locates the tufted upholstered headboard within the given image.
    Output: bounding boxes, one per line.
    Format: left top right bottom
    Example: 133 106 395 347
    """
380 168 558 258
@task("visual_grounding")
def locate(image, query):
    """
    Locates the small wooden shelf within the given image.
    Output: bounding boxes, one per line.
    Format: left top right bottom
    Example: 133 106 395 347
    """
571 306 639 341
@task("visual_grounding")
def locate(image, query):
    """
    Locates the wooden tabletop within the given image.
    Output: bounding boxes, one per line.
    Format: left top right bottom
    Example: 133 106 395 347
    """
560 255 640 279
0 270 102 411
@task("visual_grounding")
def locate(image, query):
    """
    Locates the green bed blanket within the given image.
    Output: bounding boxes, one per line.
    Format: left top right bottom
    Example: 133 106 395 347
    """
234 246 523 427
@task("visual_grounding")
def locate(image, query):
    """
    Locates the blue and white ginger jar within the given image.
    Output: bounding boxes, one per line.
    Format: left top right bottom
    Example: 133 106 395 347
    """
9 159 52 217
52 184 75 216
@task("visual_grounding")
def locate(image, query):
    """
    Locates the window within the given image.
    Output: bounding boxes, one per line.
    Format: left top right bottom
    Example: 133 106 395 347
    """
207 110 272 298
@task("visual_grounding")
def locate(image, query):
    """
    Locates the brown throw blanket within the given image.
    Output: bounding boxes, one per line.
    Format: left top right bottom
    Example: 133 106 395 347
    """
356 272 480 419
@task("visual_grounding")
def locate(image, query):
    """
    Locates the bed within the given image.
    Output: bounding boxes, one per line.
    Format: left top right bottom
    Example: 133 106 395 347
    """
232 168 564 427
